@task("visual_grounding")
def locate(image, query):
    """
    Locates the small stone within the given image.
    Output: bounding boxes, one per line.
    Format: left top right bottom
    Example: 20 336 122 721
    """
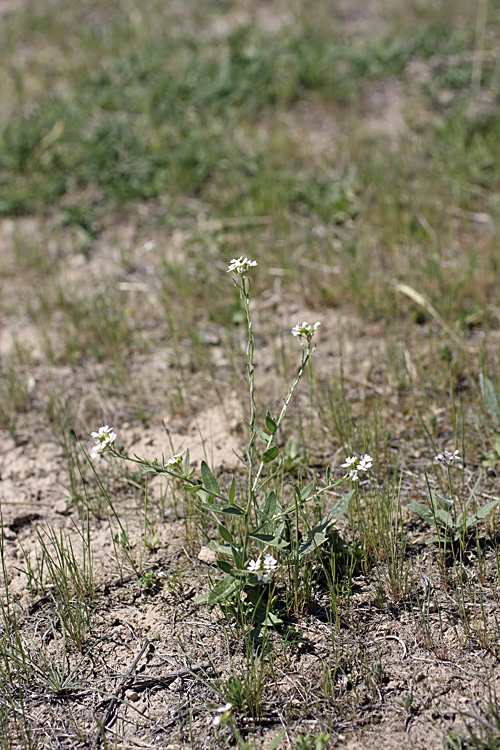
125 690 139 702
168 677 183 692
198 546 217 565
54 499 72 516
2 527 17 542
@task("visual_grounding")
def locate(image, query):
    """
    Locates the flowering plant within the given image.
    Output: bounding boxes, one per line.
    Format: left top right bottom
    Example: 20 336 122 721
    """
90 258 358 637
409 449 498 549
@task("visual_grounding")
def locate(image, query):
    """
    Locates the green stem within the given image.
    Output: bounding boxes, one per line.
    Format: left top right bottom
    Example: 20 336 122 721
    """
252 346 312 493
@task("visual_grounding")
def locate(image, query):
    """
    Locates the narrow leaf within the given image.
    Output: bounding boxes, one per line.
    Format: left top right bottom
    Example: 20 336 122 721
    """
465 499 500 528
207 576 238 604
262 445 279 463
480 373 500 425
209 540 232 555
201 461 220 495
409 502 435 525
219 506 246 516
244 419 269 443
434 508 454 530
265 411 277 434
260 490 277 519
216 560 234 575
300 482 314 502
249 532 289 549
267 731 286 750
328 490 353 522
218 524 233 544
198 501 246 516
228 476 236 504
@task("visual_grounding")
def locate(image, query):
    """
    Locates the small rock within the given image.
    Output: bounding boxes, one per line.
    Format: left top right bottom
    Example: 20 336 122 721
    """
198 546 217 565
168 677 183 692
54 499 72 516
2 527 17 542
125 690 139 702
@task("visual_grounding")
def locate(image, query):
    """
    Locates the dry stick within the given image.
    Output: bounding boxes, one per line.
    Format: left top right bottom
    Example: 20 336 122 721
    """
126 660 211 692
93 639 152 748
393 282 466 349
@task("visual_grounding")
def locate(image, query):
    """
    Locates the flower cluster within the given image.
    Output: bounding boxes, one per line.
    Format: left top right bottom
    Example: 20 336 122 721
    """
247 553 279 583
341 453 373 482
227 256 258 275
435 449 461 466
291 320 321 345
90 426 117 459
213 702 233 727
165 452 183 468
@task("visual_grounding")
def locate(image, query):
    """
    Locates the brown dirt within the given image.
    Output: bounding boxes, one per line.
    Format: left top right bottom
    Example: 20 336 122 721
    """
1 2 500 748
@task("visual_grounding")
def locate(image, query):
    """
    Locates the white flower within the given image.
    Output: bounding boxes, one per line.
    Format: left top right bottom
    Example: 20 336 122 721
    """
435 449 461 466
90 425 117 458
263 553 278 574
213 702 233 727
291 321 321 345
165 452 183 468
247 553 279 583
227 256 258 275
247 558 260 573
341 456 358 468
341 453 372 482
358 454 373 472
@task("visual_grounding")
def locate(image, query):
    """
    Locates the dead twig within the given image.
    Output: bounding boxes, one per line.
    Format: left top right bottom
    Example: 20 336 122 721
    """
125 660 211 692
93 639 152 748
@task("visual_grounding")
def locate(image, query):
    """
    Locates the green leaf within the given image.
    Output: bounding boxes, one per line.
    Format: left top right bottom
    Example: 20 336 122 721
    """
197 489 209 503
434 508 454 530
265 411 277 434
141 465 164 475
493 434 500 457
218 524 233 544
432 491 453 511
249 532 289 549
328 490 353 522
231 546 244 570
198 501 246 516
262 610 283 627
262 445 279 463
184 449 190 476
219 506 246 516
228 476 236 504
300 482 314 502
207 576 238 604
465 499 500 529
409 502 435 525
210 540 232 555
244 419 269 443
285 438 299 461
216 560 234 575
260 490 277 519
266 731 286 750
297 496 351 559
479 373 500 425
201 461 220 495
182 482 201 493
